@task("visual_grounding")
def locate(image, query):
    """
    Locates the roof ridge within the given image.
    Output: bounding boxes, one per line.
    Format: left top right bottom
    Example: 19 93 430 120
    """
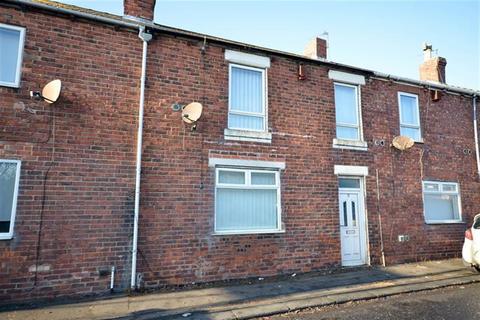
5 0 480 94
21 0 126 20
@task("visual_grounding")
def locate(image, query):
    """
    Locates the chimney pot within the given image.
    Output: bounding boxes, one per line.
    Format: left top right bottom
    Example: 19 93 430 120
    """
304 37 328 60
124 0 156 21
422 43 433 61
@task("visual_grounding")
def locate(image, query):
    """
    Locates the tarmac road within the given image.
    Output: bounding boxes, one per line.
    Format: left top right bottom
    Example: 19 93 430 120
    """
262 282 480 320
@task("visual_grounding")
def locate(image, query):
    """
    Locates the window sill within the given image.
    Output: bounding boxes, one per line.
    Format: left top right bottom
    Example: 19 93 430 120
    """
333 138 368 151
425 220 465 225
0 234 13 240
213 229 285 236
224 128 272 144
0 82 20 89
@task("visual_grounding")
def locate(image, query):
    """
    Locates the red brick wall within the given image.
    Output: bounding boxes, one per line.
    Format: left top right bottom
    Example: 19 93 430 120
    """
0 4 478 305
137 35 479 287
304 37 327 59
419 57 447 83
361 80 477 264
0 7 141 303
124 0 156 20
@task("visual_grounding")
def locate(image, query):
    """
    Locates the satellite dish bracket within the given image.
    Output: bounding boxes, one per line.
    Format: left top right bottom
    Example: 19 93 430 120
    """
182 113 198 131
30 91 55 103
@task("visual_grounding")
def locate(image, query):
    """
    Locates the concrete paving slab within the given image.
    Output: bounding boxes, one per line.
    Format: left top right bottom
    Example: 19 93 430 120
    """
1 259 478 320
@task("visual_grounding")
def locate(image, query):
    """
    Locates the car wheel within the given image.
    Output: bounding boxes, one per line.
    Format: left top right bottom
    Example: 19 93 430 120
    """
474 265 480 273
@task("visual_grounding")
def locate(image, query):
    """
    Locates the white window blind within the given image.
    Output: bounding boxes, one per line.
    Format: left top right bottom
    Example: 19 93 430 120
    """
422 181 461 223
228 64 266 131
215 168 281 234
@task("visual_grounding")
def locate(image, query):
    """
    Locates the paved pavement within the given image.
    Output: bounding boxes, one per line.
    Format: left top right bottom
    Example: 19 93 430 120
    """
1 259 479 320
262 282 480 320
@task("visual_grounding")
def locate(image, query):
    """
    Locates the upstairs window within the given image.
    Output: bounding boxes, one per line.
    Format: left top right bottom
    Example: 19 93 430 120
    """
228 64 266 132
0 160 21 240
422 181 461 223
215 168 281 234
0 23 26 88
398 92 422 141
334 83 361 140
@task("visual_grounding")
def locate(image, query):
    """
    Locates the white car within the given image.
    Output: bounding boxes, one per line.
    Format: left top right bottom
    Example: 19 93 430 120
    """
462 213 480 271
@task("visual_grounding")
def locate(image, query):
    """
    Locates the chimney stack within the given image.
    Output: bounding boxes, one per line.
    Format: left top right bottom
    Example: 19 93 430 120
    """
124 0 156 21
304 36 328 60
419 43 447 84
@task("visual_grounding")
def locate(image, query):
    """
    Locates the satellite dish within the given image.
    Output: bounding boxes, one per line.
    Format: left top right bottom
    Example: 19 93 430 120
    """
182 102 203 124
30 79 62 104
42 79 62 104
392 135 415 151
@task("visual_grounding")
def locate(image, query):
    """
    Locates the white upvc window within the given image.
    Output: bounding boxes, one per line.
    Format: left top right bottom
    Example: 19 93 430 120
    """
398 92 422 141
334 82 362 141
0 160 21 240
422 181 462 224
228 64 267 132
214 167 282 234
0 23 26 88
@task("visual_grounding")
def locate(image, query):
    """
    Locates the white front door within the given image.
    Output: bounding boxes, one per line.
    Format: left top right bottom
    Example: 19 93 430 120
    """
339 179 367 266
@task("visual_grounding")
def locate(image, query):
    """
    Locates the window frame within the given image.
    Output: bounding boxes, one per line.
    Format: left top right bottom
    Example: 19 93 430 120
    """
0 159 21 240
0 23 26 88
422 180 462 224
228 63 267 132
214 167 282 235
338 177 361 189
398 92 422 142
334 82 363 142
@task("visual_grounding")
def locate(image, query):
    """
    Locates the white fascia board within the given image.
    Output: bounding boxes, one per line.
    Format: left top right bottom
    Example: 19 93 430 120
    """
334 165 369 176
225 49 271 68
209 157 285 169
329 70 366 85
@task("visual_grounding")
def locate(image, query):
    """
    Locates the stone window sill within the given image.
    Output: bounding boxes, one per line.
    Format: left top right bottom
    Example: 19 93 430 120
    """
425 220 465 225
224 128 272 144
213 229 285 236
0 235 13 241
333 138 368 151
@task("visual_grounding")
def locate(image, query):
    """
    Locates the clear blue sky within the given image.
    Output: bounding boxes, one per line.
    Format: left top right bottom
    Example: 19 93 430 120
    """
59 0 479 89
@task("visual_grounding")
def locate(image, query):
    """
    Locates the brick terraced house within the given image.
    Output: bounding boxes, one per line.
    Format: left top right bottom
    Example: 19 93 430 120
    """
0 0 479 305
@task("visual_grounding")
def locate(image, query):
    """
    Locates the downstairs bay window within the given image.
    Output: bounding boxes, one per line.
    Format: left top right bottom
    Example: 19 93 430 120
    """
422 181 462 224
214 168 282 234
